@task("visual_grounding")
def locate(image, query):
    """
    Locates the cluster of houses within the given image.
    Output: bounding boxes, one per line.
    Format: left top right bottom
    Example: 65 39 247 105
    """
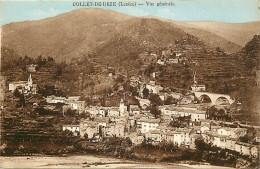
59 72 259 158
62 99 128 140
157 51 187 66
200 121 258 157
61 96 259 158
46 95 85 113
7 70 259 158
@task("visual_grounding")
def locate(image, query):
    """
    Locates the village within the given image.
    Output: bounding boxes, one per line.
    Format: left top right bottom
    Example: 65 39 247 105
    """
0 32 259 168
2 52 259 161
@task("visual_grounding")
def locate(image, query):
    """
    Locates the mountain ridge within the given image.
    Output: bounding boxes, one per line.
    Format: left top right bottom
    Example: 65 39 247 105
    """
2 8 259 62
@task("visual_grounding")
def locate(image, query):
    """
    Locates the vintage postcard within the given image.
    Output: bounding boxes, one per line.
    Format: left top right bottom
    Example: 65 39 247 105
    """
0 0 260 168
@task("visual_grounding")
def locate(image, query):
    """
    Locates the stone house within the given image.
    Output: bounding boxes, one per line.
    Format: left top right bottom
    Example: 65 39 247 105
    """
129 105 141 115
217 127 247 139
136 117 160 134
105 122 125 137
80 120 99 139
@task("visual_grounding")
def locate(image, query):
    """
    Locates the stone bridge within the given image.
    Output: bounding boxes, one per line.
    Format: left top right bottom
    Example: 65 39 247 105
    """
193 91 235 105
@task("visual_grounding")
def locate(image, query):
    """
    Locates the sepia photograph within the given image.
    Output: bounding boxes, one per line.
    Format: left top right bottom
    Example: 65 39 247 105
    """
0 0 259 168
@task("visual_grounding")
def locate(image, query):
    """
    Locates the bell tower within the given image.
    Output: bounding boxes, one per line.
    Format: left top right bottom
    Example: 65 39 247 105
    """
193 71 197 84
119 98 125 116
28 74 33 86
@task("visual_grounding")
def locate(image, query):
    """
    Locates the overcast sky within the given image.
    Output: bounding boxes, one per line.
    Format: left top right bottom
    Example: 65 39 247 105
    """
1 0 260 25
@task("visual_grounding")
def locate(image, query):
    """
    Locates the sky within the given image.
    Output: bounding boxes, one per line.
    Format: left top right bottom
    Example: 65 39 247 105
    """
1 0 260 25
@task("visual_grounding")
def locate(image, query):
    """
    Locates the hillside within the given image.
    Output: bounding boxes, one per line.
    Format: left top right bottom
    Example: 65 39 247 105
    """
2 8 133 62
2 9 191 63
170 25 242 53
241 34 260 70
94 17 191 69
173 21 260 48
2 8 258 63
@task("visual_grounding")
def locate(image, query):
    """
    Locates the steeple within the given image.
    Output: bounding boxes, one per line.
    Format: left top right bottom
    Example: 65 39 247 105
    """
119 98 125 116
193 70 197 84
28 74 33 86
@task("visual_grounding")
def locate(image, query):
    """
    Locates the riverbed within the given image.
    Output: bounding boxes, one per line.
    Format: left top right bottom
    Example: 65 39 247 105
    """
0 155 233 168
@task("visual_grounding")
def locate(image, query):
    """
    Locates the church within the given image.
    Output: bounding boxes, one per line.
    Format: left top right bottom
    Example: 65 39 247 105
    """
8 74 37 95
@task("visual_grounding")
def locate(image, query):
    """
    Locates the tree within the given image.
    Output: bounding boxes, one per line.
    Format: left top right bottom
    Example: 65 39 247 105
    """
84 133 88 139
37 55 43 62
245 58 256 69
55 67 63 76
144 64 154 77
115 76 124 84
216 47 223 52
79 112 89 119
143 87 149 99
207 106 218 120
239 135 250 143
170 120 181 128
150 105 161 118
13 88 20 98
65 108 76 117
19 94 25 107
131 87 139 97
13 89 26 107
164 96 178 105
47 56 54 62
170 115 191 128
149 93 163 106
35 107 53 115
37 56 47 67
195 138 210 158
217 109 226 120
38 85 64 97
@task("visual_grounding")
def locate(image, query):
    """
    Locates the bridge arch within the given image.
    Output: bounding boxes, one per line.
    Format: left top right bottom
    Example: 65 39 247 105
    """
198 94 212 103
194 92 235 106
215 96 231 105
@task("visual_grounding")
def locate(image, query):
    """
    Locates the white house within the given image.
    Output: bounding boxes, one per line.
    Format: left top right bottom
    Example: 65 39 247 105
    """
63 125 80 133
191 84 206 92
146 83 163 94
159 106 206 122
